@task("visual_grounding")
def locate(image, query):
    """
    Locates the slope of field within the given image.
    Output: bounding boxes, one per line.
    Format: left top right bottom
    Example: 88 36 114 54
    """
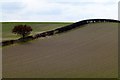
2 22 72 41
3 22 118 78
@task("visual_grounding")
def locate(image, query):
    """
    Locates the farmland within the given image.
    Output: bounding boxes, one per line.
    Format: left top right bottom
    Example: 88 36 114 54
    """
2 22 72 41
3 22 118 78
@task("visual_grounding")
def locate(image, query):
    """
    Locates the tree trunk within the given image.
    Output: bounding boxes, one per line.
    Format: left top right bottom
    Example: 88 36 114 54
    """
22 34 25 38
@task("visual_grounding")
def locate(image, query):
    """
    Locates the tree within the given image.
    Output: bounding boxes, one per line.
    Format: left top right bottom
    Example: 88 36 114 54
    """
12 25 32 38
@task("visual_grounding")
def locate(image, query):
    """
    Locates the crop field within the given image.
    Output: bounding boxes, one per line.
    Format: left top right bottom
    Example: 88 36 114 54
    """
2 22 72 41
2 22 118 78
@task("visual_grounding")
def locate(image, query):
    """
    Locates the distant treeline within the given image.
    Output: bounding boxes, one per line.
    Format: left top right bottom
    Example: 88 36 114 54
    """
2 19 120 46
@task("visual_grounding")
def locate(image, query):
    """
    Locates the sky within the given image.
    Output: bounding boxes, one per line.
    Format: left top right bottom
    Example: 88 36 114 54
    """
0 0 119 22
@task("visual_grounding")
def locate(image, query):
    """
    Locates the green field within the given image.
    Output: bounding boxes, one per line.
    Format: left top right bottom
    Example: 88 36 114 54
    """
2 22 72 41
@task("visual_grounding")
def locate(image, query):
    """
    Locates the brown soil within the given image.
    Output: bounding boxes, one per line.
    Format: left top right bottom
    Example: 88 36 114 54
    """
3 23 118 78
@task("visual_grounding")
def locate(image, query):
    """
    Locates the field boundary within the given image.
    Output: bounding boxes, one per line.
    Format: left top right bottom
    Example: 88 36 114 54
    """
1 19 120 46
